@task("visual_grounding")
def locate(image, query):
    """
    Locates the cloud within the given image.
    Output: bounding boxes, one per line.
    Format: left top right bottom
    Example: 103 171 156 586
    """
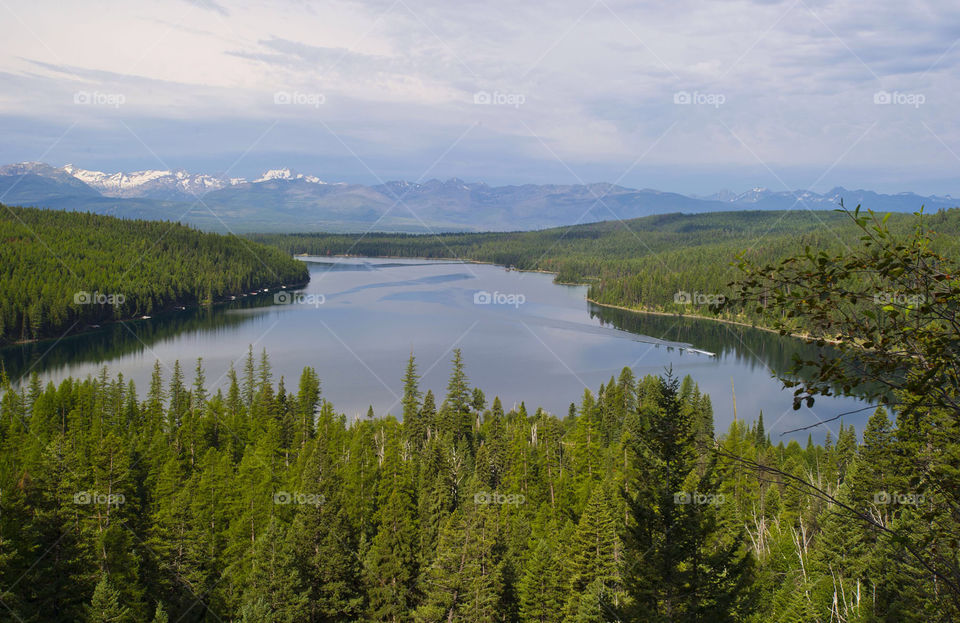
0 0 958 195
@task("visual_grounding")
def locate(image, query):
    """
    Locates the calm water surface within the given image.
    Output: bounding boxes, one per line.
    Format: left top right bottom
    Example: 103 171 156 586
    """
1 257 868 441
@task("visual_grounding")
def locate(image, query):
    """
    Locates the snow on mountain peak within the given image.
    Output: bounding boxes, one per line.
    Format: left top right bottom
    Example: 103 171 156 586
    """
254 168 325 184
255 168 294 182
7 163 330 198
53 164 324 199
60 164 248 198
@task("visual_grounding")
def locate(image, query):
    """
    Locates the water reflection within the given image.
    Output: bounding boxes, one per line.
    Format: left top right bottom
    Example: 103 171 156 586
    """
0 297 273 382
588 304 827 376
0 258 870 442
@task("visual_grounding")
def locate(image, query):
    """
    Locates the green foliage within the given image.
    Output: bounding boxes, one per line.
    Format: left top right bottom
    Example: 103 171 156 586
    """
0 350 951 621
86 576 131 623
735 206 960 613
0 205 308 345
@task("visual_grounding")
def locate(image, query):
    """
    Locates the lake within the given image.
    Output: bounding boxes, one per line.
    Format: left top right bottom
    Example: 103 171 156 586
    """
0 257 868 441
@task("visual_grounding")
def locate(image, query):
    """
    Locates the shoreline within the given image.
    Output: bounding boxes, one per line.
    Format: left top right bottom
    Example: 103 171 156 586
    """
585 298 839 345
306 253 838 343
3 279 309 348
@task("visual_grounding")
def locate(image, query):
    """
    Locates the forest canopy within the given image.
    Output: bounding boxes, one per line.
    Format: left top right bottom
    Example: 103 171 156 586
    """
1 349 952 622
0 205 309 345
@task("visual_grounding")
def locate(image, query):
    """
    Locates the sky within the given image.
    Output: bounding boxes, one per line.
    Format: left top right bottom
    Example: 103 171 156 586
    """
1 0 958 195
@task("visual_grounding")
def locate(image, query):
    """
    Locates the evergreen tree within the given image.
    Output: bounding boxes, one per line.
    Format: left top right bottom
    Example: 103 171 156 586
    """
517 536 563 623
150 603 169 623
85 576 131 623
364 431 419 622
294 366 320 450
443 349 471 442
563 485 622 619
239 517 308 623
420 389 438 441
623 373 755 622
416 501 502 623
0 347 952 622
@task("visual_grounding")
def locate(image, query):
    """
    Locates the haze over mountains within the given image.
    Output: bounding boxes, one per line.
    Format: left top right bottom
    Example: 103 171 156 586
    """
0 162 954 233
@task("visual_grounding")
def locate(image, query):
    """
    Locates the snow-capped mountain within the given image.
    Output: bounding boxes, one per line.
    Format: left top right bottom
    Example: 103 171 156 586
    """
0 162 95 189
4 163 328 200
254 168 325 184
60 164 247 199
0 161 954 233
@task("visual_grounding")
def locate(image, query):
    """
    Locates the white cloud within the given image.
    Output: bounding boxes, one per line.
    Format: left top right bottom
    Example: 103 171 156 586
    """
0 0 958 193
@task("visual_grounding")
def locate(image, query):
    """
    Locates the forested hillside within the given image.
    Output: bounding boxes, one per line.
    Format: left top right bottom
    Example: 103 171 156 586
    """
3 209 958 622
1 350 949 622
0 206 309 345
251 208 960 330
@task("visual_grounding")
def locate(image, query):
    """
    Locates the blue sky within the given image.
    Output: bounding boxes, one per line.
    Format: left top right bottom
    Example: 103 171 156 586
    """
1 0 958 195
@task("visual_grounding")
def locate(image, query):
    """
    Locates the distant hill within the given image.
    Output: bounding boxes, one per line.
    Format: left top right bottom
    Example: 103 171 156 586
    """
1 162 955 232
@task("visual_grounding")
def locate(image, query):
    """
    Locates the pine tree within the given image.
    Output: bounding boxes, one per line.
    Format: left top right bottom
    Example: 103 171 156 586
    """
192 357 207 415
517 536 562 623
167 361 187 439
150 603 169 623
145 361 165 438
402 354 425 445
416 501 502 623
443 349 471 442
421 389 437 441
293 431 363 621
563 485 622 619
239 517 308 623
85 576 131 623
242 345 256 408
147 455 195 618
364 431 419 622
569 578 610 623
294 366 320 450
754 412 767 448
623 372 755 622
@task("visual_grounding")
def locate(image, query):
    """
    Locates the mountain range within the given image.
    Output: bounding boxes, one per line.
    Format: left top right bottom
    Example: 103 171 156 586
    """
0 162 955 233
